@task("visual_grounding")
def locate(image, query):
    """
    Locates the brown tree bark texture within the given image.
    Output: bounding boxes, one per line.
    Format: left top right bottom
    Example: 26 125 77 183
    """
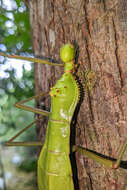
29 0 127 189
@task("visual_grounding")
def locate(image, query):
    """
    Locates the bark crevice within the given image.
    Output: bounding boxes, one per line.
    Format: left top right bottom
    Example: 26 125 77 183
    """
112 17 123 88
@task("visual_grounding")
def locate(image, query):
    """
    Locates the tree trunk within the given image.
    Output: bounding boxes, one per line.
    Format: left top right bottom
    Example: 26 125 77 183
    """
29 0 127 189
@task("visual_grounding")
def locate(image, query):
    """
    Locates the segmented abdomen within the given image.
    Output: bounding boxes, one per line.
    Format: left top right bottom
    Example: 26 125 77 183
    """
38 72 79 190
38 119 74 190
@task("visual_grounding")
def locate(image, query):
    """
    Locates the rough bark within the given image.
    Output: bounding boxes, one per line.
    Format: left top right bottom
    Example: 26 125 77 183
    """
29 0 127 189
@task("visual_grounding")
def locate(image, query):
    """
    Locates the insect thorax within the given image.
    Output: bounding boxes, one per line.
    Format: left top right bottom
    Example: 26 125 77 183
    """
49 72 79 123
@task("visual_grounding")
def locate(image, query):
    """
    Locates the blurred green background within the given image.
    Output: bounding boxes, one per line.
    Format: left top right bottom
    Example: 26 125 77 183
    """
0 0 37 189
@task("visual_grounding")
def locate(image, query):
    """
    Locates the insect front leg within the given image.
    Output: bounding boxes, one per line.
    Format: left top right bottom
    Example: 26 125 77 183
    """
0 52 64 67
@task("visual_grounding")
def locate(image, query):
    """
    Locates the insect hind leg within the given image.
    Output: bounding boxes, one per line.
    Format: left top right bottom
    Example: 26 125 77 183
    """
5 116 44 147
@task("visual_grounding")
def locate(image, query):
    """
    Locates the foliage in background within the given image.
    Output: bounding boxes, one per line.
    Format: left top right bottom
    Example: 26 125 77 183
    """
0 0 32 53
0 0 38 189
0 0 34 140
0 0 36 171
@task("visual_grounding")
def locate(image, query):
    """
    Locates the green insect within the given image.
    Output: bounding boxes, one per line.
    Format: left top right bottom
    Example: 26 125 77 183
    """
37 44 78 190
1 44 127 190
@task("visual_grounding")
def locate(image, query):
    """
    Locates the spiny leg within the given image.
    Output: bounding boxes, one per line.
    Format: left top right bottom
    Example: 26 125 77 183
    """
72 139 127 169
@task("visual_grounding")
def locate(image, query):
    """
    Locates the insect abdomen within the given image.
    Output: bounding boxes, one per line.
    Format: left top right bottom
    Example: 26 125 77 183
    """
38 120 74 190
38 72 79 190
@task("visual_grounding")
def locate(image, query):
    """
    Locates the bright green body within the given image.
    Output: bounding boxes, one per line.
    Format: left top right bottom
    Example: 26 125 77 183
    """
3 43 127 190
38 63 79 190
